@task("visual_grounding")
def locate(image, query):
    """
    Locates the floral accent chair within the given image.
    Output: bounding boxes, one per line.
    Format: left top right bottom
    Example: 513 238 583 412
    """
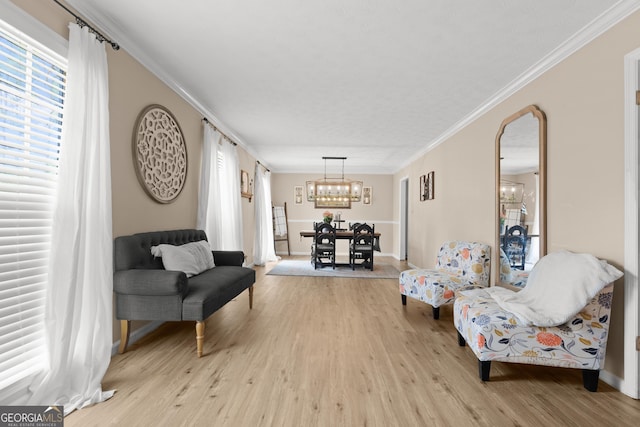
454 283 615 392
454 250 622 391
399 241 491 319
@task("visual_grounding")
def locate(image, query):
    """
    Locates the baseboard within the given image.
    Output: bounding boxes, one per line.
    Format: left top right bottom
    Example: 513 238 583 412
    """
600 369 623 393
111 320 164 356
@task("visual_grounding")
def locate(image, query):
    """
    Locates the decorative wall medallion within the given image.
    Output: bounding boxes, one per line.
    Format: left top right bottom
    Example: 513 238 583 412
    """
132 104 187 203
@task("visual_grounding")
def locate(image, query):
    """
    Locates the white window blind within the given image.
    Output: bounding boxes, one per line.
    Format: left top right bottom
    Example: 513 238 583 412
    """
0 25 66 390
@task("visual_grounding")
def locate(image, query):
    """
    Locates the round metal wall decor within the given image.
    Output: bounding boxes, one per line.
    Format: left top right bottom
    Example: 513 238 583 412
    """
132 104 187 203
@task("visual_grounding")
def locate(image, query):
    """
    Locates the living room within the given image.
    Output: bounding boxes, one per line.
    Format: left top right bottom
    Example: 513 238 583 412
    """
2 0 640 425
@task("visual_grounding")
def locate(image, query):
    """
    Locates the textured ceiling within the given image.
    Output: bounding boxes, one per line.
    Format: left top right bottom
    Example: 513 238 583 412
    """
66 0 631 174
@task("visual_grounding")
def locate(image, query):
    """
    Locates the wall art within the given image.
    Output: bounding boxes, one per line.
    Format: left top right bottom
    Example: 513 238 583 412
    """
133 104 187 203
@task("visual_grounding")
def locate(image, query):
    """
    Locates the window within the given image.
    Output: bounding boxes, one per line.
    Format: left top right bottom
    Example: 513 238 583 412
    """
0 24 66 390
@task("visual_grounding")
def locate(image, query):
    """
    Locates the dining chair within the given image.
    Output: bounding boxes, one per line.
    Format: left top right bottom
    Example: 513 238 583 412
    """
312 222 336 269
350 223 375 270
504 225 527 270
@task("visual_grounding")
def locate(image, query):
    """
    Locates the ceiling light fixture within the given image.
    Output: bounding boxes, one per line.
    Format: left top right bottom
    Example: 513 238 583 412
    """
308 157 362 209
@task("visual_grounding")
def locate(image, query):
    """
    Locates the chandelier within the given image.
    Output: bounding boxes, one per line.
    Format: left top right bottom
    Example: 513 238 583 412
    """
307 157 362 209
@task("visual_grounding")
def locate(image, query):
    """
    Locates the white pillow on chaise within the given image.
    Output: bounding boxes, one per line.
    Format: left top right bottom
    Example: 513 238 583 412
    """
481 250 623 327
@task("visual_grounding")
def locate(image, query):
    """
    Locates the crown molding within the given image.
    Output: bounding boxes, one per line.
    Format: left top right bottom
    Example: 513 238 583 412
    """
398 0 640 173
64 1 263 163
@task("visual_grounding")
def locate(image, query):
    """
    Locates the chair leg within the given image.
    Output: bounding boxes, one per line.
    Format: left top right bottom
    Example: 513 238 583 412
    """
457 331 466 346
196 321 205 358
582 369 599 392
479 360 491 381
118 319 131 354
432 306 440 320
401 294 407 306
248 285 254 309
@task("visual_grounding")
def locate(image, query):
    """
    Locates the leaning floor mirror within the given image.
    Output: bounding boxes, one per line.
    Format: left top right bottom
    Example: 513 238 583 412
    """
495 105 547 288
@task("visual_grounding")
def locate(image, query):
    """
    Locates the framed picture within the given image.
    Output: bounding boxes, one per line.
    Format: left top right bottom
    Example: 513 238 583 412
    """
350 180 363 201
420 172 435 200
294 185 303 205
241 170 252 200
306 181 315 202
426 171 434 200
362 186 372 205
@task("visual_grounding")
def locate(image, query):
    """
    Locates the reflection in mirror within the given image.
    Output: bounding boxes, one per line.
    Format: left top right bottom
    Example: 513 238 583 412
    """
496 105 546 288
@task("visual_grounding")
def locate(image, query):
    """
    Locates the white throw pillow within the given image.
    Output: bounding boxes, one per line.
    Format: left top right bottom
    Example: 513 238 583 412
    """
150 240 215 277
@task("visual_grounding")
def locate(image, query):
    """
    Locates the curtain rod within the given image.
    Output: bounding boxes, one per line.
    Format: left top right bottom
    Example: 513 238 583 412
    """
53 0 119 50
202 118 237 146
202 119 270 171
256 160 270 172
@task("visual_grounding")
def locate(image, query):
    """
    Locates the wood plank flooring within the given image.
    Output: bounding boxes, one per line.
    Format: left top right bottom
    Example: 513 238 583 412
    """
66 256 640 426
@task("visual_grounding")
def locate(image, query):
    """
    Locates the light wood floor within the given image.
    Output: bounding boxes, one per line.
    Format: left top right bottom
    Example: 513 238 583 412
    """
67 256 640 426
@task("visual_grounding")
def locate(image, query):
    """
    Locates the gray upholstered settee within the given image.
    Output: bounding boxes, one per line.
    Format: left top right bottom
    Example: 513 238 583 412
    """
114 229 256 357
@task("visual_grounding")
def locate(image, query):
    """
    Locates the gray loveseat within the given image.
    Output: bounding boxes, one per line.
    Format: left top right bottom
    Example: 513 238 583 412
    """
114 229 255 357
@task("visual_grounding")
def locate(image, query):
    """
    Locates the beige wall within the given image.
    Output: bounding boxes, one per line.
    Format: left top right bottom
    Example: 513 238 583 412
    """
393 131 496 270
394 11 640 380
238 150 257 265
271 173 395 256
12 0 257 341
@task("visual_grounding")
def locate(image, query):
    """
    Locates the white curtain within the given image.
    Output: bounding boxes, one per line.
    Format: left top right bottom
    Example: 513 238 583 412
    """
197 122 243 251
197 124 221 244
253 164 277 265
28 23 114 414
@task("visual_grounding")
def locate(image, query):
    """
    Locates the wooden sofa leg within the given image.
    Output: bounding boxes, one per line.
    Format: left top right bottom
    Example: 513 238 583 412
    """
432 306 440 320
196 321 205 358
457 331 466 347
479 360 491 381
582 369 599 392
401 294 407 306
118 320 131 354
249 285 254 309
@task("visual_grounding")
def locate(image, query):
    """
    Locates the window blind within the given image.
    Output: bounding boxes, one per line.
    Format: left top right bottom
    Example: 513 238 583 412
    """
0 26 66 390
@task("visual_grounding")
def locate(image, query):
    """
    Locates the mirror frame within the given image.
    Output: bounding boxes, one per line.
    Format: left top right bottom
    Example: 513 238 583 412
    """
495 104 547 285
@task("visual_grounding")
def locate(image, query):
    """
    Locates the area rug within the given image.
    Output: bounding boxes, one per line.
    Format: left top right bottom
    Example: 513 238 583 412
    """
267 260 401 279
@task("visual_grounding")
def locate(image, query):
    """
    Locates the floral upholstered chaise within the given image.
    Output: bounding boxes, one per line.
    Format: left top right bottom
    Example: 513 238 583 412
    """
454 250 623 391
399 241 491 319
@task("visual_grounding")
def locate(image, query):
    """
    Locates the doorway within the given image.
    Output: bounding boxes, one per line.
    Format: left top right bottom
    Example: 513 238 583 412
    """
623 47 640 399
399 177 409 261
